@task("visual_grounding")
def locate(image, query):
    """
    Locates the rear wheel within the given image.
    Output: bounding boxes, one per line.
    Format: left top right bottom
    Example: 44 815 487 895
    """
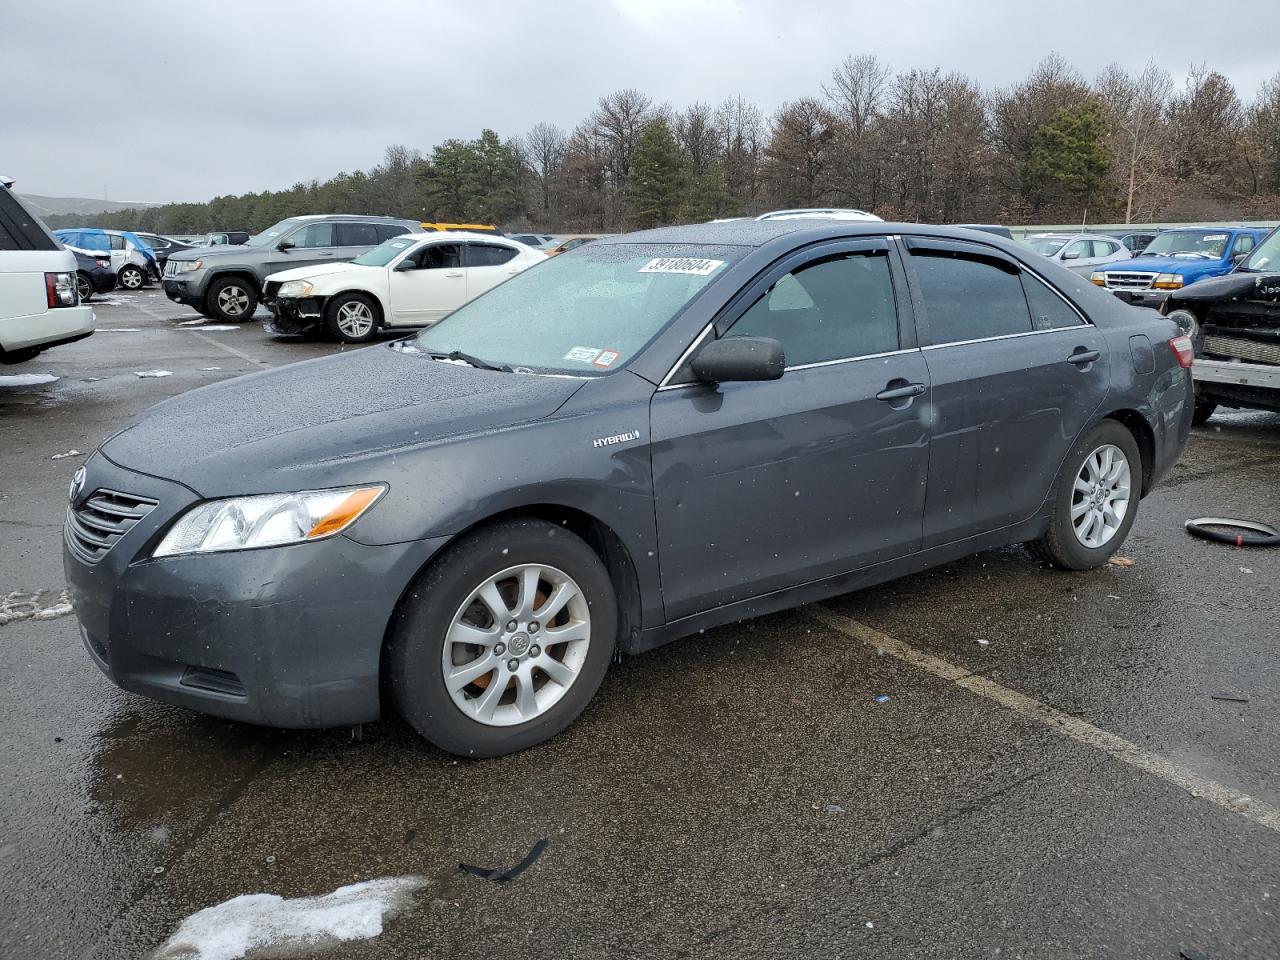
1192 399 1218 425
117 264 145 290
205 276 258 323
1031 420 1143 570
76 272 94 303
388 518 617 757
324 292 380 343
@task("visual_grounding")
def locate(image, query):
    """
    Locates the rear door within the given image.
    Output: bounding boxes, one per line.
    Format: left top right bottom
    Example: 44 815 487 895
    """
901 238 1110 547
107 233 127 274
461 242 522 299
334 221 382 262
649 238 932 621
386 241 466 325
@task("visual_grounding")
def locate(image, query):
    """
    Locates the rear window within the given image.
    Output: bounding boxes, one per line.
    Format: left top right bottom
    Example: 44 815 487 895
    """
0 189 58 251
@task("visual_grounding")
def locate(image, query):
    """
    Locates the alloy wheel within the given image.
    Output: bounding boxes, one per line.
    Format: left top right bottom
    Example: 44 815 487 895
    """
441 563 591 727
217 285 250 317
336 301 375 338
1070 443 1131 548
76 274 92 301
120 267 143 289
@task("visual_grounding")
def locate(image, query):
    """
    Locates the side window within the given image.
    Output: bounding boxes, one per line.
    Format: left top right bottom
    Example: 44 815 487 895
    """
0 218 17 250
1022 274 1084 331
725 252 899 367
1233 234 1256 257
466 244 519 267
109 234 126 250
911 251 1032 344
338 222 380 246
418 243 461 270
287 223 336 248
1062 240 1090 261
375 223 408 242
1092 240 1119 258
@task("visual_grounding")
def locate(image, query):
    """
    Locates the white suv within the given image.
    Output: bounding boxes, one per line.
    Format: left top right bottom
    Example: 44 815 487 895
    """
0 176 95 364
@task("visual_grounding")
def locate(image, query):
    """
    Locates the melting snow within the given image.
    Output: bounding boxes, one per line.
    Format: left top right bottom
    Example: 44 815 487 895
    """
135 370 173 378
99 327 142 332
0 373 58 386
151 875 427 960
51 450 82 460
186 325 239 331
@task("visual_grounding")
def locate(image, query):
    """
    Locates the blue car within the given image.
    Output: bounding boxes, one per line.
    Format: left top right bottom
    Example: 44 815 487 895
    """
1090 226 1269 306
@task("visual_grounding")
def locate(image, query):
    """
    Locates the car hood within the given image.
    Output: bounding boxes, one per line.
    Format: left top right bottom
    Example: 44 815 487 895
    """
266 262 366 284
100 345 585 497
1114 255 1226 275
1167 270 1280 306
167 245 257 263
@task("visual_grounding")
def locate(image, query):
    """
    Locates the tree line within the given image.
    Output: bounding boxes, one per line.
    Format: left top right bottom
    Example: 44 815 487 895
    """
47 54 1280 236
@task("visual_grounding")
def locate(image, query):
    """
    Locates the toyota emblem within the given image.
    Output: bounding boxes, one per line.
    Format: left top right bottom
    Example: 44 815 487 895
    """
69 466 86 505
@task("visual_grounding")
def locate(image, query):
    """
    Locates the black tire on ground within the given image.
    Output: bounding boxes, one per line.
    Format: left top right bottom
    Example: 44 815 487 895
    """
1192 399 1218 425
117 265 145 290
76 272 94 303
204 276 259 323
388 518 617 758
1029 419 1144 571
324 292 381 344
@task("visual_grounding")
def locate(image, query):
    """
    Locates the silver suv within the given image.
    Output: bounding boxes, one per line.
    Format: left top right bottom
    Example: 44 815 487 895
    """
162 215 423 322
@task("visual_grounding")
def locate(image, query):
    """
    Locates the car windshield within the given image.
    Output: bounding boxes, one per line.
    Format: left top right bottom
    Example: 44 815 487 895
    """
1243 229 1280 271
353 236 418 266
413 243 743 374
245 218 306 247
1141 231 1229 258
1024 237 1066 256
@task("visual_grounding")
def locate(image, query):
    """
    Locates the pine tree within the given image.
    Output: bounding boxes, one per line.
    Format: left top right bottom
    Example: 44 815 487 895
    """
625 120 685 229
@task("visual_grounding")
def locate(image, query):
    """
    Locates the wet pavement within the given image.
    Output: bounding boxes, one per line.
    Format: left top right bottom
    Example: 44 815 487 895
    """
1 290 1278 959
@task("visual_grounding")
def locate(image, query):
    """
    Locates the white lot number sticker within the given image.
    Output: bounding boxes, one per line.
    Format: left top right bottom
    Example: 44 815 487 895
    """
639 257 725 276
1204 234 1228 241
564 346 601 363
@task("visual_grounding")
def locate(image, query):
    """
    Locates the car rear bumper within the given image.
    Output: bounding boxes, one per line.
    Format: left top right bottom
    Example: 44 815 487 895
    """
1 304 95 353
63 452 449 729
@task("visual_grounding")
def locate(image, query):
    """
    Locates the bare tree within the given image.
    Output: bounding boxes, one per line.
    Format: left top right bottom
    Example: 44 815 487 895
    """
715 96 765 213
765 98 838 207
522 122 567 216
823 54 890 208
591 89 657 227
1096 62 1172 222
1244 71 1280 196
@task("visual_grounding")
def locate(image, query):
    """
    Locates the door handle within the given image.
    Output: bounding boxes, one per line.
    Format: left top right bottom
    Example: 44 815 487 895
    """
445 271 464 278
1067 349 1101 365
316 252 334 257
876 381 927 402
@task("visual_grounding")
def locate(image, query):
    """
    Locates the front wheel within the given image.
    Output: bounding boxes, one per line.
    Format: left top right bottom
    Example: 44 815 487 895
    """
388 518 617 757
324 292 380 343
205 276 258 323
117 265 145 290
76 272 94 303
1030 421 1143 570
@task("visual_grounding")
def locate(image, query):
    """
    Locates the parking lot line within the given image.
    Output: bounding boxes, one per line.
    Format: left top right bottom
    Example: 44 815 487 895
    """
809 605 1280 835
133 301 271 368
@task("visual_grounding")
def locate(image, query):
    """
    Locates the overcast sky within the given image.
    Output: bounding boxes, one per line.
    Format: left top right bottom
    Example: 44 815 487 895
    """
3 0 1276 205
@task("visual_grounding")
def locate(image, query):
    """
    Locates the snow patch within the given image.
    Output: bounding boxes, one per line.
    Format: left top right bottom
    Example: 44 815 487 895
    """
152 875 427 960
135 370 173 378
185 325 239 332
99 327 142 332
0 373 58 387
51 450 82 460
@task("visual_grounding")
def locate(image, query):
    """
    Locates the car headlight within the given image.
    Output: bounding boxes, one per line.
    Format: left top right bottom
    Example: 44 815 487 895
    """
1089 272 1106 286
278 280 314 297
1153 273 1184 290
174 259 203 273
153 485 385 558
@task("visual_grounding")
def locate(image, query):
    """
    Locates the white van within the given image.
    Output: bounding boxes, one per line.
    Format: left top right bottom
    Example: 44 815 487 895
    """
0 177 95 364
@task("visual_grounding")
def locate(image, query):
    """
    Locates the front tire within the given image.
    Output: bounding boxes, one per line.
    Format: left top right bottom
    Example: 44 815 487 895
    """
118 265 145 290
324 292 380 343
1031 420 1143 570
76 272 94 303
205 276 258 323
388 519 617 758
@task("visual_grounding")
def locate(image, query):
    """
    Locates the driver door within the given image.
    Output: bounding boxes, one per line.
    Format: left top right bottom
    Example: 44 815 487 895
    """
261 221 338 276
388 242 467 326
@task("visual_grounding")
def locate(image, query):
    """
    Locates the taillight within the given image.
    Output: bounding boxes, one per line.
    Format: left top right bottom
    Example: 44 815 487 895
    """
1169 335 1195 369
45 272 77 308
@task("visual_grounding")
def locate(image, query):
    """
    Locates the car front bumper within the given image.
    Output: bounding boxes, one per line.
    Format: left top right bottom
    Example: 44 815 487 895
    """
1108 288 1172 307
63 453 448 729
263 295 326 336
162 275 207 308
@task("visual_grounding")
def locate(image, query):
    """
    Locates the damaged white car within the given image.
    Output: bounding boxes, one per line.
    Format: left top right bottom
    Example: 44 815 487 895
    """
262 232 546 343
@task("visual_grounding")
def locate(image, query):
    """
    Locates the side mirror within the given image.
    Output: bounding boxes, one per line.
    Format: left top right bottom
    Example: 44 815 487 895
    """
276 240 295 251
1062 249 1080 261
689 336 785 384
1232 252 1248 264
393 259 416 272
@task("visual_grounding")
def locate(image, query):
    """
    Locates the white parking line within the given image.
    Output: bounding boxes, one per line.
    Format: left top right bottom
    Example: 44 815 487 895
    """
809 605 1280 834
133 301 271 368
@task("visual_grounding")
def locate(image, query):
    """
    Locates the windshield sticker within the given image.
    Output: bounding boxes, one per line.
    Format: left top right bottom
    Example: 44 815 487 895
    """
390 241 410 249
1203 234 1228 241
639 257 725 276
563 346 601 363
592 350 621 368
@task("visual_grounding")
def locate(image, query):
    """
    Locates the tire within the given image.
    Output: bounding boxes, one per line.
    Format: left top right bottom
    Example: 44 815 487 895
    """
1192 399 1218 425
388 518 617 758
117 264 145 290
1030 420 1144 570
76 272 94 303
205 276 258 323
324 292 381 343
1167 308 1199 339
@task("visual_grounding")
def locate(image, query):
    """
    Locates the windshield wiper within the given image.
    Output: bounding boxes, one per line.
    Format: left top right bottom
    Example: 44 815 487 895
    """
428 349 510 372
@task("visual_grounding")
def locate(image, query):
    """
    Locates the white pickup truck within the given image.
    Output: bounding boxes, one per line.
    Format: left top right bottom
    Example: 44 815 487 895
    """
0 176 95 365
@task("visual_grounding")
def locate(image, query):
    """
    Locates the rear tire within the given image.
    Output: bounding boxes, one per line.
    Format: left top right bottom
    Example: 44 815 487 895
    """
76 272 94 303
324 292 381 343
1030 420 1143 570
388 518 617 758
205 276 258 323
1192 399 1218 425
118 265 145 290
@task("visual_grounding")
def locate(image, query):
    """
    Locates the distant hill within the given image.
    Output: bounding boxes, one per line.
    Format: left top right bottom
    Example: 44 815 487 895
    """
17 194 162 217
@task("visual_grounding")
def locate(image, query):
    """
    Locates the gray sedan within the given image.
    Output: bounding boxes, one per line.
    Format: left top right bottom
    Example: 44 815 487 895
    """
65 221 1194 757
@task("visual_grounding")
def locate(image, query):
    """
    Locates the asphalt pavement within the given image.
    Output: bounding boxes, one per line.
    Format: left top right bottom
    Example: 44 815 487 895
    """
1 290 1278 960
